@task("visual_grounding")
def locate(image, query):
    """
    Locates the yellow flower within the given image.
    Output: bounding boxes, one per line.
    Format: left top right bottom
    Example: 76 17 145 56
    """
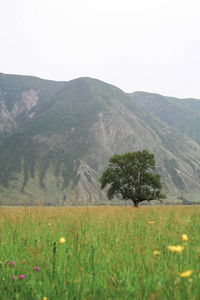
43 298 47 300
149 222 154 224
153 251 161 256
48 223 51 226
168 245 184 253
182 234 188 242
178 270 192 278
59 237 65 244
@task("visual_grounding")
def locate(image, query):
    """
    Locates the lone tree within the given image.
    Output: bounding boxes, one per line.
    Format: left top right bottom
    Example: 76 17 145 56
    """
100 150 166 207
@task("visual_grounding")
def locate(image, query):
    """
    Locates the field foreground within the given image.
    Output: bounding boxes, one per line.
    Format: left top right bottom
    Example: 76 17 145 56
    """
0 205 200 299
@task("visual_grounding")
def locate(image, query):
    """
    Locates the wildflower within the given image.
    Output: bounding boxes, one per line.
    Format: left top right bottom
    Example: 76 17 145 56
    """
22 261 25 265
168 245 184 253
19 274 25 280
12 276 16 280
34 266 40 272
43 298 47 300
9 261 15 267
178 270 192 278
153 251 161 256
48 223 51 226
149 222 154 224
182 234 188 242
59 237 65 244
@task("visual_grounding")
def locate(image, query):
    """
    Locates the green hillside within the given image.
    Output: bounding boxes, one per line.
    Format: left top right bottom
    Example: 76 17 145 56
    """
1 74 200 205
168 96 200 113
130 91 200 145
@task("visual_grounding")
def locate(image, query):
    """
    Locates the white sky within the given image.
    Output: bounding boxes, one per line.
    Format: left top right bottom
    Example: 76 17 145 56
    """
1 0 200 98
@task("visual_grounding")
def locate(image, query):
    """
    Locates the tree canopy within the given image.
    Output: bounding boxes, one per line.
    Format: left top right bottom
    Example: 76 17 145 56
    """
100 150 166 207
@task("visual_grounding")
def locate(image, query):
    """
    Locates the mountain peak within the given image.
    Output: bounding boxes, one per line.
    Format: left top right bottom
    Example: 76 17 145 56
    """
1 74 200 204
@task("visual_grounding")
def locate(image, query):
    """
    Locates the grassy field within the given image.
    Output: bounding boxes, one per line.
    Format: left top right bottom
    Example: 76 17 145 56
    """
0 205 200 299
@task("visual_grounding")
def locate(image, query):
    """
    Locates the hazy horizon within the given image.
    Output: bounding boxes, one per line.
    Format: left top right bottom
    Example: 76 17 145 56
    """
1 0 200 98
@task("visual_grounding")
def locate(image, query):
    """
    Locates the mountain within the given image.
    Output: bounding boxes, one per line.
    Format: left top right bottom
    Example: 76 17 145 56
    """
0 72 66 141
1 73 200 205
130 91 200 146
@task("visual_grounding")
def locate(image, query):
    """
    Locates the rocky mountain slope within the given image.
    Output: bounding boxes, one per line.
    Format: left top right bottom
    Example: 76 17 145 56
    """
0 72 66 141
1 73 200 205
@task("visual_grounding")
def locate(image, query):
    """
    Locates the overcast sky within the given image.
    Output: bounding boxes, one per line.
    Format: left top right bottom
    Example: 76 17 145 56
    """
1 0 200 98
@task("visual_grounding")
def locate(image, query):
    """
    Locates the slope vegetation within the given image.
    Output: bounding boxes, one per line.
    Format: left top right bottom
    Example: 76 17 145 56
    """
130 91 200 145
1 74 200 204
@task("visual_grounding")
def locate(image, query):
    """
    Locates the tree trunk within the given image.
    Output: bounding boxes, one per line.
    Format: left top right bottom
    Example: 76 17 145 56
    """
133 200 139 207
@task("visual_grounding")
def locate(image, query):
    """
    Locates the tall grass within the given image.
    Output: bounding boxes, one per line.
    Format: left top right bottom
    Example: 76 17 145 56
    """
0 205 200 299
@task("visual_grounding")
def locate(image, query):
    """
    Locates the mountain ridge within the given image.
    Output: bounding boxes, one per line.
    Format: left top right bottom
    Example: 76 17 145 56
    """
1 73 200 205
130 91 200 145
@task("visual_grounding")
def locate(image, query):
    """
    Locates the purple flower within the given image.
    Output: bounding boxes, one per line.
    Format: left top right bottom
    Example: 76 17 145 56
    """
12 276 16 280
19 274 25 280
34 266 40 272
22 261 25 265
9 261 15 267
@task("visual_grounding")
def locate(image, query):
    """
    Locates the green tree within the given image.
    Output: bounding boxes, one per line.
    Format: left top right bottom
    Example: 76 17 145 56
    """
100 150 166 207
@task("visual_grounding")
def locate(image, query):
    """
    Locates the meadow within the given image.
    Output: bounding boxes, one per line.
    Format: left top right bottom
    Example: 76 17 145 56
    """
0 205 200 300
